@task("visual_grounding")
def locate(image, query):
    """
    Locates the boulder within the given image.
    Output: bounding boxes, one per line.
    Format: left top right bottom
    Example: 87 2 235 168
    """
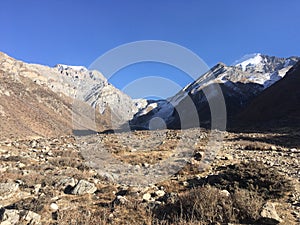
260 202 282 224
71 180 97 195
0 209 41 225
0 183 19 200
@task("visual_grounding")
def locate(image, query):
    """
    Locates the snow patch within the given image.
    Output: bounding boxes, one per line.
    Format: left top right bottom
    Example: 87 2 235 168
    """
233 53 263 71
56 64 87 71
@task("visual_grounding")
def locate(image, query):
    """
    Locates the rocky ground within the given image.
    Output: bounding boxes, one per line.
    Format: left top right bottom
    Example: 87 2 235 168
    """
0 128 299 225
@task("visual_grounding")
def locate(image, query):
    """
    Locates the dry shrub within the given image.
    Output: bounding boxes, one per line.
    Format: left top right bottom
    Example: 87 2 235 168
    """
241 141 270 150
232 188 263 223
154 185 236 224
154 185 265 224
57 206 109 225
208 161 292 199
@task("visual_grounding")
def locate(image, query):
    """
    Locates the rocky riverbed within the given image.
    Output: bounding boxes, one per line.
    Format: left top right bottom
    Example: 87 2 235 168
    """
0 128 299 224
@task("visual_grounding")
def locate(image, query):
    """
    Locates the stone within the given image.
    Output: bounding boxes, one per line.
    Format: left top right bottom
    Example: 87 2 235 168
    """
270 146 277 151
0 209 19 225
159 192 177 204
0 183 19 200
114 195 128 205
155 190 165 197
23 210 41 225
194 151 203 161
142 163 150 168
30 140 38 148
71 180 97 195
142 193 152 202
290 148 298 152
182 181 189 187
260 202 282 224
223 154 233 160
50 203 59 211
56 177 77 189
34 184 42 195
220 190 230 197
0 209 41 225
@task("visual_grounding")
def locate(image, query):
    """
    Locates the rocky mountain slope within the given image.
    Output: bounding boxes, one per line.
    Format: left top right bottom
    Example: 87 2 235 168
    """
237 60 300 128
0 67 74 140
0 52 146 139
131 54 299 130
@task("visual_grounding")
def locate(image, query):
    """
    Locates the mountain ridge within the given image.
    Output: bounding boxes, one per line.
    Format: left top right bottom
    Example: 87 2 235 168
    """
0 51 299 138
130 54 299 130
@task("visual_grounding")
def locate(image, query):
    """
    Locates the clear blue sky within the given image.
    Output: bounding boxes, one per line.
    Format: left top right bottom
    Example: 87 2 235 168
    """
1 0 300 98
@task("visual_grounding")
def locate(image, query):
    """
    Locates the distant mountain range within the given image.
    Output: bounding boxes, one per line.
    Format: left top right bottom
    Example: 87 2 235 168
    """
130 53 299 129
0 51 299 140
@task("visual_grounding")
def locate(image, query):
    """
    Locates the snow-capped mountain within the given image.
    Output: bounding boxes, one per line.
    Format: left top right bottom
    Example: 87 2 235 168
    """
1 51 299 135
233 53 297 88
130 54 299 129
238 60 300 128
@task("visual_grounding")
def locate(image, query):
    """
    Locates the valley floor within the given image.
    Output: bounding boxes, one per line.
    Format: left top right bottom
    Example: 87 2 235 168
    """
0 128 299 225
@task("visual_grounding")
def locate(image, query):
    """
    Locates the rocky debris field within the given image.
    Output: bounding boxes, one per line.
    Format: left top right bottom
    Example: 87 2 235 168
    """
0 128 299 225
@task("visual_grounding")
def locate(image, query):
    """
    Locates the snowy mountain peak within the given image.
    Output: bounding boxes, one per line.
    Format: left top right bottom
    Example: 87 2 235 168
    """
233 53 263 71
55 64 87 72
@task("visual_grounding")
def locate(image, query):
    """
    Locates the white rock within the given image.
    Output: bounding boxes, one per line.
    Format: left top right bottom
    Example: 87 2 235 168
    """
155 190 165 197
71 180 97 195
142 193 152 201
220 190 230 197
0 209 41 225
290 148 297 152
50 203 59 211
0 183 19 200
115 195 128 205
0 209 19 225
260 202 282 224
23 210 41 224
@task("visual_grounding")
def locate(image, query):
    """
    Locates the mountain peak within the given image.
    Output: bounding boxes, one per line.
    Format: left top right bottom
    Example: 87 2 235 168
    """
233 53 263 71
55 64 87 72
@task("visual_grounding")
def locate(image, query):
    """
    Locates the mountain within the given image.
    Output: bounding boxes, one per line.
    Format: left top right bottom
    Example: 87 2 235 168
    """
1 51 298 137
237 60 300 128
130 54 299 130
0 63 73 140
0 52 145 139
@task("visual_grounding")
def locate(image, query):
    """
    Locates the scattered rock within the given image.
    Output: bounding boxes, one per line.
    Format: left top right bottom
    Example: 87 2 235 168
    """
56 177 77 190
23 210 41 225
113 195 128 205
50 203 59 211
142 163 150 168
154 190 165 198
220 189 230 197
33 184 41 195
194 152 203 161
159 192 178 204
222 154 233 160
290 148 298 152
0 208 19 225
142 193 152 202
0 208 41 225
260 202 282 224
71 180 97 195
0 183 19 200
30 140 38 148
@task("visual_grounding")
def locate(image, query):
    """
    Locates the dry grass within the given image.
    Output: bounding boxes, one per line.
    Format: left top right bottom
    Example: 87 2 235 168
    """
154 185 264 224
207 161 293 200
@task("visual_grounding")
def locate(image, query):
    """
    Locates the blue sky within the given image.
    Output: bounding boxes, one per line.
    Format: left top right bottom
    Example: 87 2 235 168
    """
1 0 300 98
